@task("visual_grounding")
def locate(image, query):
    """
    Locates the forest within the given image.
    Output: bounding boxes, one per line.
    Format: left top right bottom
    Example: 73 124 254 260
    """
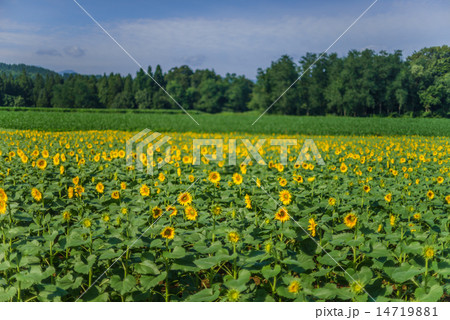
0 45 449 117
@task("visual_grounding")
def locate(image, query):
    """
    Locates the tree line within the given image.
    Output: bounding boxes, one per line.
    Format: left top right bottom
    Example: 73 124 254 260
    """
0 45 448 117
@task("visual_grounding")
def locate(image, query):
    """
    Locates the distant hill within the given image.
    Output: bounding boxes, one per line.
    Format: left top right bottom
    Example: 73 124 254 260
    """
59 69 78 75
0 62 58 78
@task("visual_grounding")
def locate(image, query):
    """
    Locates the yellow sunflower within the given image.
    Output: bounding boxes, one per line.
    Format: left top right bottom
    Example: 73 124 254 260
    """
36 158 47 170
178 192 193 206
232 173 243 185
161 226 175 239
185 206 198 221
426 190 434 200
244 194 252 209
0 188 7 202
328 197 336 206
208 171 221 184
274 207 289 223
288 279 301 293
424 247 435 260
0 201 7 215
307 218 317 237
279 190 292 205
227 231 240 243
96 182 105 194
152 206 163 219
31 188 42 202
344 213 357 229
167 205 178 217
140 184 150 197
62 211 71 222
111 190 120 200
384 193 392 203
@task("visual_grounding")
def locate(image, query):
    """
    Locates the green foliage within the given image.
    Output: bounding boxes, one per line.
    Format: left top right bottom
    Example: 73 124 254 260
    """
0 110 448 136
1 45 449 116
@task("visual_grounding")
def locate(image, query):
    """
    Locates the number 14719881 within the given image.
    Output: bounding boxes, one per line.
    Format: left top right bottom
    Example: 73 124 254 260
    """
377 307 438 317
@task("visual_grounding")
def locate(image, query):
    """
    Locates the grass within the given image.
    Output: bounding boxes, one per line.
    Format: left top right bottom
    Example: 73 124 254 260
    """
0 109 449 136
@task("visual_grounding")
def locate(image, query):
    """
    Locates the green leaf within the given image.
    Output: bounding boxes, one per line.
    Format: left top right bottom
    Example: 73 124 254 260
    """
390 264 423 283
415 285 443 302
110 275 136 295
140 272 167 291
261 264 281 280
0 287 17 302
163 246 186 259
134 260 160 275
186 288 220 302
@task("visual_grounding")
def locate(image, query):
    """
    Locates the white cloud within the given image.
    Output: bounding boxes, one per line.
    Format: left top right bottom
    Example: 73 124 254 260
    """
0 0 449 77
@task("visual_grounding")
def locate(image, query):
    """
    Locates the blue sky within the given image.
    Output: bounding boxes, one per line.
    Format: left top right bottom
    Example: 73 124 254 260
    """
1 0 449 78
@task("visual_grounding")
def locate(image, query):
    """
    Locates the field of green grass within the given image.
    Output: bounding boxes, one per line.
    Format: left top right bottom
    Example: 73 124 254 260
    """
0 108 449 136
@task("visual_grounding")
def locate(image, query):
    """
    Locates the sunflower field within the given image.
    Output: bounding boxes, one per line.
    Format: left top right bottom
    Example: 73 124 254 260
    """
0 129 449 302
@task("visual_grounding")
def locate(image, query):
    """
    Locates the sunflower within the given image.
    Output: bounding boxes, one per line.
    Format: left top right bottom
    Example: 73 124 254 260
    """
185 206 198 221
74 185 84 197
288 280 301 293
111 190 120 200
160 226 175 240
227 289 240 302
384 193 392 202
227 231 240 243
424 247 435 260
340 163 348 173
351 281 364 294
363 185 370 193
426 190 434 200
96 182 104 194
152 206 163 219
413 213 421 220
344 213 357 229
446 195 450 204
0 188 7 202
31 188 42 202
62 211 71 222
140 184 150 197
232 173 243 185
437 176 444 184
279 190 292 205
307 218 317 237
178 192 192 206
73 176 80 185
390 215 396 226
36 158 47 170
274 207 289 223
279 178 287 187
208 171 221 184
212 205 222 215
102 214 110 222
120 182 127 190
83 218 92 228
121 207 128 215
68 187 74 199
293 175 303 183
60 166 65 175
244 194 252 209
188 175 195 183
0 201 7 215
167 205 178 217
328 197 336 206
